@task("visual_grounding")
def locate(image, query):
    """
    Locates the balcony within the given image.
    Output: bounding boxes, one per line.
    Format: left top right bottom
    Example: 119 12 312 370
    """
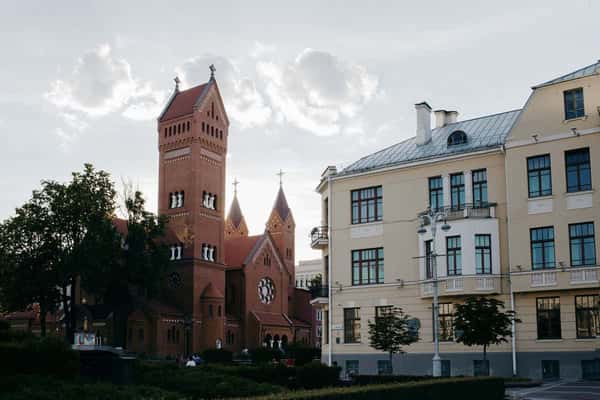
420 203 497 223
309 285 329 306
420 275 503 298
310 226 329 249
511 266 600 293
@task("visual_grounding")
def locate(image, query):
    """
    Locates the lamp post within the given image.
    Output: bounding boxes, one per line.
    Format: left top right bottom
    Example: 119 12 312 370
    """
418 208 451 377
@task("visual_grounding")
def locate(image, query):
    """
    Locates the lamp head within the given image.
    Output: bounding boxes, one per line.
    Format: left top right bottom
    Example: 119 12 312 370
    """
417 225 427 235
441 221 451 232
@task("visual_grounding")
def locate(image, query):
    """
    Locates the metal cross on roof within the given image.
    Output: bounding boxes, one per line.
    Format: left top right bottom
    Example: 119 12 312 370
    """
173 76 180 91
276 169 285 187
232 178 239 195
209 64 216 78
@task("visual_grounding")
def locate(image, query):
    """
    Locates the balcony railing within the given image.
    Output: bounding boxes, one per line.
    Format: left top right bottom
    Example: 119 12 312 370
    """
420 275 502 297
309 285 329 300
511 266 600 292
310 226 329 249
420 203 497 223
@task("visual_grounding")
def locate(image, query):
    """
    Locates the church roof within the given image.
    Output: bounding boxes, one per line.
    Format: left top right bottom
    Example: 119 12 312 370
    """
159 82 209 122
272 187 291 221
224 235 262 267
200 283 224 299
251 311 292 327
227 194 245 228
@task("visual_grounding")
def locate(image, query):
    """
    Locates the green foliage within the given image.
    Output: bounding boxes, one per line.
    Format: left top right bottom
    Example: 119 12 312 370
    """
250 377 505 400
367 307 419 372
134 361 284 398
284 343 320 366
201 348 233 363
351 375 432 385
0 375 182 400
251 347 283 364
0 337 79 378
453 296 520 360
295 361 341 389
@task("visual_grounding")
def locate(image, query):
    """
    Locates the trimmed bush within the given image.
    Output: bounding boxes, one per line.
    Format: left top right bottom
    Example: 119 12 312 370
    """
0 337 79 378
352 374 432 385
0 375 181 400
296 361 341 389
202 348 233 363
135 361 284 398
249 377 505 400
251 347 283 364
284 344 320 366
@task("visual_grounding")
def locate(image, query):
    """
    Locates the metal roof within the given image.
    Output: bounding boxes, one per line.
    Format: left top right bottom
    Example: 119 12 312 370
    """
534 60 600 89
341 109 521 175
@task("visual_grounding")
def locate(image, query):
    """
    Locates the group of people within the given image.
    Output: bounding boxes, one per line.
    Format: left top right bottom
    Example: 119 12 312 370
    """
175 353 203 367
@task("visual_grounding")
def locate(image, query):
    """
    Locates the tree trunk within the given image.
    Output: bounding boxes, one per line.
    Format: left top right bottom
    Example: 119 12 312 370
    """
389 351 393 375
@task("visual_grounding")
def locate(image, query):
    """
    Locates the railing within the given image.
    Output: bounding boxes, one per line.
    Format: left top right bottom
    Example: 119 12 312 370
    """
309 285 329 300
446 277 464 291
530 270 557 287
421 275 501 297
475 276 496 290
570 267 599 284
511 266 600 292
310 226 329 248
420 203 496 223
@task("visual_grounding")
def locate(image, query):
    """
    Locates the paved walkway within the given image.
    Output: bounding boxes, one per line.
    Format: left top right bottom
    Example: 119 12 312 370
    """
507 381 600 400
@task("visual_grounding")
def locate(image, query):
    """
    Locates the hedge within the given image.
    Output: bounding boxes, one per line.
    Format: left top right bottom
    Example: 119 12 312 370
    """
202 348 233 363
250 347 283 364
0 375 182 400
134 362 284 398
249 377 505 400
0 337 79 378
352 374 432 385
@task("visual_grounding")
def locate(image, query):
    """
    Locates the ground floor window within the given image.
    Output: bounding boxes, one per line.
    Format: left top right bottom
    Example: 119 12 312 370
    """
434 303 454 342
377 359 392 375
344 307 361 343
575 295 600 338
346 360 359 376
542 360 560 380
536 297 561 339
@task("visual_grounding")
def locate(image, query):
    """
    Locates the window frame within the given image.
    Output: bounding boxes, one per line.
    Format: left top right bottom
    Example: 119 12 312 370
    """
527 154 552 198
351 248 384 286
435 303 454 342
475 234 492 274
575 295 600 339
530 226 556 270
563 87 585 120
428 176 443 211
425 240 434 279
472 169 488 208
565 148 592 193
569 222 596 267
351 186 383 225
343 307 361 343
446 236 462 276
450 173 465 211
375 305 393 321
536 297 562 340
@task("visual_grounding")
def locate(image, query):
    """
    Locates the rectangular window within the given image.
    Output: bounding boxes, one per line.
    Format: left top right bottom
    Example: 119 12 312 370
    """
472 169 488 208
575 295 600 339
564 88 585 120
530 227 555 269
436 303 454 342
450 173 465 210
346 360 359 376
377 360 392 375
375 305 393 321
527 154 552 198
344 308 361 343
536 297 561 339
351 186 383 224
570 222 596 266
425 240 434 279
352 248 384 285
475 234 492 274
565 148 592 193
429 176 443 211
446 236 462 276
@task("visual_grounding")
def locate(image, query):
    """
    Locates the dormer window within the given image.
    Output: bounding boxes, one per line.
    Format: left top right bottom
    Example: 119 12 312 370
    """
447 130 467 146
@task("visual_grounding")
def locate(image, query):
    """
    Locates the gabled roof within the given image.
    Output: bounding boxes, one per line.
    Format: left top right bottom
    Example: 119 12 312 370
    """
200 282 224 299
533 60 600 89
226 194 245 229
341 109 521 176
159 82 209 122
251 311 291 327
271 187 291 221
224 235 262 267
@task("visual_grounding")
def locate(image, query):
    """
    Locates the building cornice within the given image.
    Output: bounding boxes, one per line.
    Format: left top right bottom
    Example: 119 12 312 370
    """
504 126 600 150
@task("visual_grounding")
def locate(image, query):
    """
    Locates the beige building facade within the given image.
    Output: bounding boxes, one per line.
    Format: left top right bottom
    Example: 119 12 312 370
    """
312 60 600 379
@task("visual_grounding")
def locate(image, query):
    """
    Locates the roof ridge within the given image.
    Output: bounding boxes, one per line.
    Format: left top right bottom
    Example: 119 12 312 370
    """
434 108 522 130
534 60 600 88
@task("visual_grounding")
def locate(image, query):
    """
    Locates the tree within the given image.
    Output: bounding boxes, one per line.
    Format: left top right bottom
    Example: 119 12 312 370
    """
309 274 322 288
453 296 520 363
368 307 419 374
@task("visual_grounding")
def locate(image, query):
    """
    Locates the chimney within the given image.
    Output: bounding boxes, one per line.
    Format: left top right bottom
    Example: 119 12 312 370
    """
415 102 432 145
434 109 460 128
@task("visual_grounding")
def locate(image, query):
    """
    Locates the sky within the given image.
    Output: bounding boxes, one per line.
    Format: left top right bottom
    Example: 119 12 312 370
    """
1 0 598 262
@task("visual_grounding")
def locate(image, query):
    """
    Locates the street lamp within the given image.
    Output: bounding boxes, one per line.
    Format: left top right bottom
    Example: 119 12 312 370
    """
418 208 450 377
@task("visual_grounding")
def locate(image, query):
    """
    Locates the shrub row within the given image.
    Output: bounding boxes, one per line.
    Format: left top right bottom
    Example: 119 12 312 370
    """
134 361 283 398
0 337 79 378
352 374 432 385
249 377 505 400
208 361 341 389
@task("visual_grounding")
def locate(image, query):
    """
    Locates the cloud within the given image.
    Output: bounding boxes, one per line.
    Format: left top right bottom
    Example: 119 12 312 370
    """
257 48 378 136
176 55 272 129
45 44 165 120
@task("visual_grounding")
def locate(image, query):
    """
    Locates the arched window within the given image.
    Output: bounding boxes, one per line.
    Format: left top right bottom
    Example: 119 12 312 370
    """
217 305 222 317
202 122 205 132
186 121 190 131
209 304 214 319
447 130 467 146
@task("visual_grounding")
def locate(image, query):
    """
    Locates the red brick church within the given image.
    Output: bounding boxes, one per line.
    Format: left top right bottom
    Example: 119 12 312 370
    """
119 68 312 356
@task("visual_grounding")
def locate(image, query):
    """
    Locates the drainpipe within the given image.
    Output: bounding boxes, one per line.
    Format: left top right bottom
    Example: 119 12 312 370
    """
327 175 333 366
510 271 517 376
